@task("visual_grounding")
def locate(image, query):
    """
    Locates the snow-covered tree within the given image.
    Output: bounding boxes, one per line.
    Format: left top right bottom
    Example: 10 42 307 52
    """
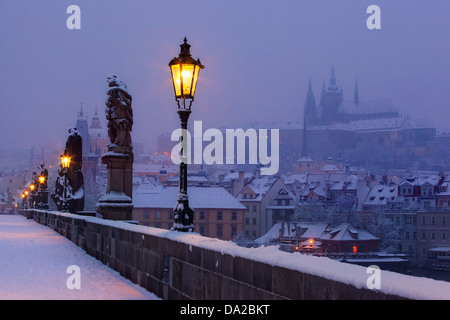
366 209 399 253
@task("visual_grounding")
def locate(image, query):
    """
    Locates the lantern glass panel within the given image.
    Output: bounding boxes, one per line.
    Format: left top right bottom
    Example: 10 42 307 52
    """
170 64 182 96
181 64 195 96
191 65 200 97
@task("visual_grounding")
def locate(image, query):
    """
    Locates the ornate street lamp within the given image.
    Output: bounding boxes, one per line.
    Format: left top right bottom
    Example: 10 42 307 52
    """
61 155 71 212
169 37 204 232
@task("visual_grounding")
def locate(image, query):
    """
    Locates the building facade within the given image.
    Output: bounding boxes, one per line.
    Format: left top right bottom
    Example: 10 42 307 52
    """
133 186 246 241
416 210 450 267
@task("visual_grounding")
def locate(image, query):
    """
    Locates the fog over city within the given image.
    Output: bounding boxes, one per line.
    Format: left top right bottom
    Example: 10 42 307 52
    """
1 0 449 159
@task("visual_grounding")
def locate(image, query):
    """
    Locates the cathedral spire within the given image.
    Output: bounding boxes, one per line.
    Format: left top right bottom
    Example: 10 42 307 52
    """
302 78 316 158
304 77 317 121
354 79 359 106
328 64 338 92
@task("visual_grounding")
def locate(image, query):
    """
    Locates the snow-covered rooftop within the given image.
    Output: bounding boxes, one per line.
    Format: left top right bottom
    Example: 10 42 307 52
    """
364 185 398 206
133 187 246 210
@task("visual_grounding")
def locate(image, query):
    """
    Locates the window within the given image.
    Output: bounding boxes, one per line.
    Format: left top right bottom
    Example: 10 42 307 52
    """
443 233 447 241
169 211 173 219
443 217 447 225
422 216 426 225
413 232 417 240
245 218 249 225
252 205 257 212
199 225 205 236
421 232 426 240
199 211 205 220
217 212 223 220
431 216 436 225
252 218 257 225
144 211 150 219
277 200 282 205
155 210 161 220
231 226 237 236
396 217 400 225
252 231 257 238
285 199 291 205
431 232 436 240
217 226 223 236
231 212 237 220
406 232 410 240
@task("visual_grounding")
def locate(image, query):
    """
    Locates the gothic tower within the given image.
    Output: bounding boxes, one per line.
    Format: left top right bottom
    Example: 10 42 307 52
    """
75 102 90 156
319 65 343 124
304 78 317 125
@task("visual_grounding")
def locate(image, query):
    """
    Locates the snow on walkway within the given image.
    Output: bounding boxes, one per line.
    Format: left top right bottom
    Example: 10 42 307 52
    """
0 214 160 300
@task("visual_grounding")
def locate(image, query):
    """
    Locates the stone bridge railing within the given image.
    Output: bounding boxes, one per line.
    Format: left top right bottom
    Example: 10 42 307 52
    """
24 209 450 300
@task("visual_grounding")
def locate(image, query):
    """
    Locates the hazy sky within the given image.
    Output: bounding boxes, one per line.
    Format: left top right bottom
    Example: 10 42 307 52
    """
1 0 449 152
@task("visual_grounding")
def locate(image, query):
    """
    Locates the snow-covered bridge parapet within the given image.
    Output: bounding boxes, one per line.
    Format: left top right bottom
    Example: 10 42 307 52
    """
27 210 450 300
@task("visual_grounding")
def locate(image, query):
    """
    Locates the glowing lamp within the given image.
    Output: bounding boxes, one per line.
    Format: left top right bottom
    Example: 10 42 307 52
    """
24 190 29 196
30 184 35 191
61 155 71 169
352 245 358 254
169 37 204 106
21 194 25 199
39 176 45 184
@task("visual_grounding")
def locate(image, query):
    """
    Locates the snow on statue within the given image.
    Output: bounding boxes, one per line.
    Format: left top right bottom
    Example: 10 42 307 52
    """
105 74 133 153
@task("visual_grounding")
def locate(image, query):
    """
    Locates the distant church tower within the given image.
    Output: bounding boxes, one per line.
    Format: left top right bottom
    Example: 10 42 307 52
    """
304 78 317 126
319 65 343 124
75 102 90 156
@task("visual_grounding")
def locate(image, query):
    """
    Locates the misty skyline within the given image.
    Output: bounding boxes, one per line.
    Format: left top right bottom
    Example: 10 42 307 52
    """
1 0 449 153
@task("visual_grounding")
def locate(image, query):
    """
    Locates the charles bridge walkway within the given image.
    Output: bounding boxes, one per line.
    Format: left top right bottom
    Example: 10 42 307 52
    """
2 209 449 300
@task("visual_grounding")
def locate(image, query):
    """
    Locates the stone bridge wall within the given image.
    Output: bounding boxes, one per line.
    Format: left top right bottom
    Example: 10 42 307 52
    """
25 210 450 300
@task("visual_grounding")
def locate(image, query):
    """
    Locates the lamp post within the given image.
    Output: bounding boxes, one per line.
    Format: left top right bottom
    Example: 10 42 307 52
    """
38 175 47 209
169 37 204 232
24 190 29 209
61 155 71 212
30 184 36 208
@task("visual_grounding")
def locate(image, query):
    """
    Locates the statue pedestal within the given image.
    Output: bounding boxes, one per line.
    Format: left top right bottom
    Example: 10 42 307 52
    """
96 150 133 220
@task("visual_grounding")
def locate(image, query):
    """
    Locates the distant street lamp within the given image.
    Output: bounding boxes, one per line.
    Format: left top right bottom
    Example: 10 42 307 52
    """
21 193 26 209
61 155 71 212
168 37 204 232
29 184 35 208
24 190 30 209
38 175 47 209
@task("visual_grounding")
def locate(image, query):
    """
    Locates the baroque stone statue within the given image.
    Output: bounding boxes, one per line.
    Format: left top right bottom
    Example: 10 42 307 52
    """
51 128 85 213
96 74 134 220
105 74 133 153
